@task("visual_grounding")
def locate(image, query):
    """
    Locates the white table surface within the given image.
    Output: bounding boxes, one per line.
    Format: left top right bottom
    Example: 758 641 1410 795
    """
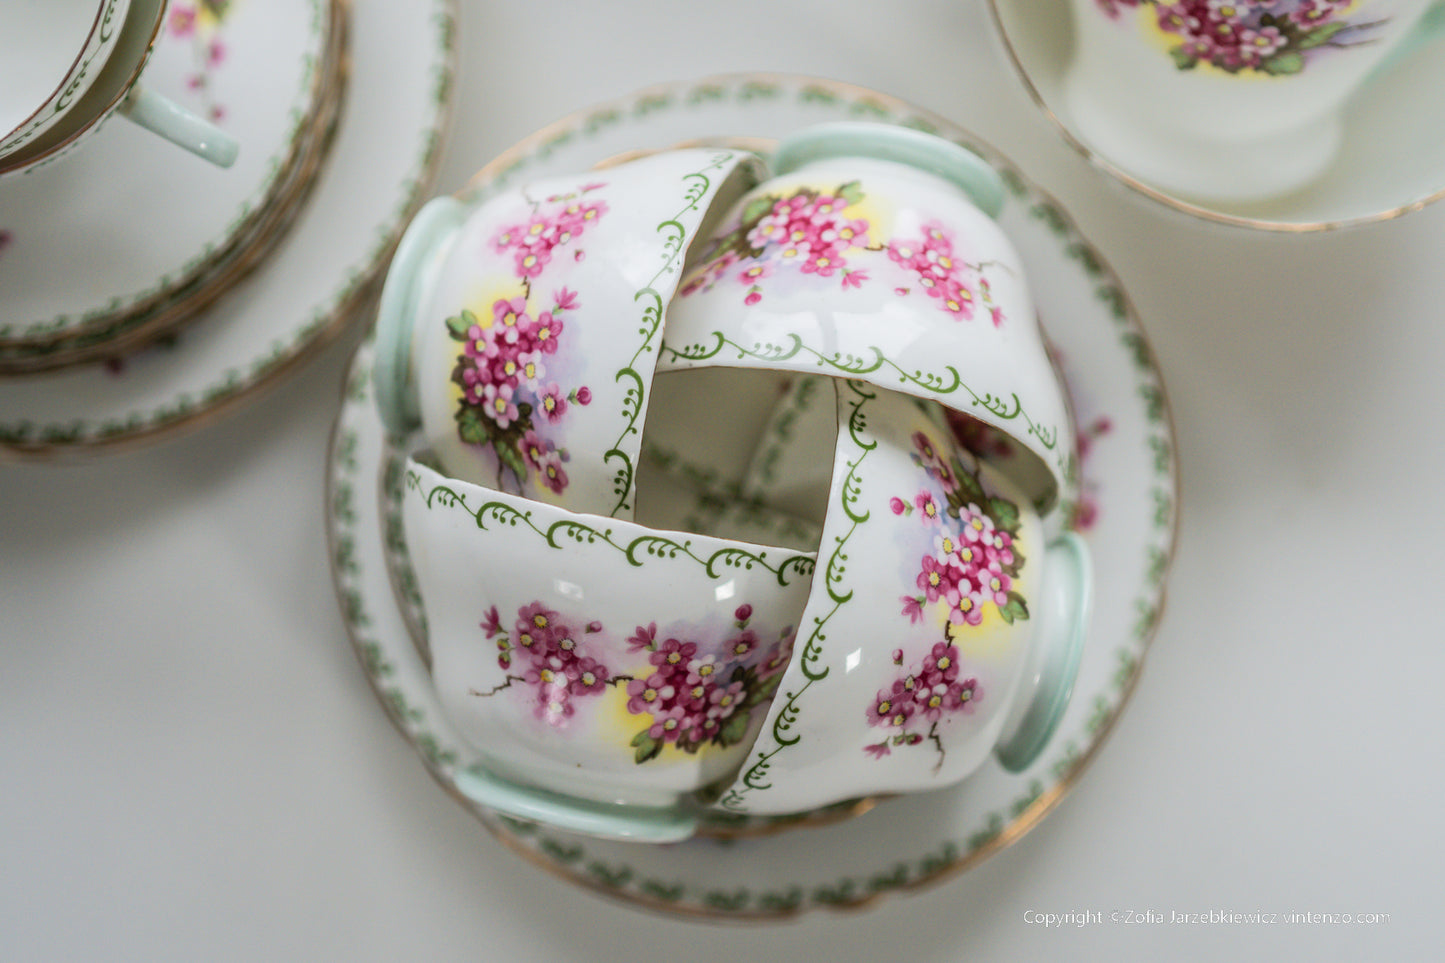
4 1 1442 959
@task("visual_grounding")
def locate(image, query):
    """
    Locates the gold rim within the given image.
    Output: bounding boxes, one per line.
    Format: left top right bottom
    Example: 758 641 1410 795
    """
327 72 1181 920
984 0 1445 234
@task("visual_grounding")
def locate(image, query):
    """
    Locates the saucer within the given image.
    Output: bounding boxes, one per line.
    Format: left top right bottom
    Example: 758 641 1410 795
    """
988 0 1445 231
325 73 1179 919
0 0 336 352
0 0 456 457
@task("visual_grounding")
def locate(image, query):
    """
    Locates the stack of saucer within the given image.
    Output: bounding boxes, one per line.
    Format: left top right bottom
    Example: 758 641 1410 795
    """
0 0 456 459
0 0 348 374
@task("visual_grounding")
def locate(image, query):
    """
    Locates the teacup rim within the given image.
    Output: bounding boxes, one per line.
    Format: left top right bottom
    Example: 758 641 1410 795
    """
404 449 821 568
0 0 164 177
770 120 1006 220
0 0 127 150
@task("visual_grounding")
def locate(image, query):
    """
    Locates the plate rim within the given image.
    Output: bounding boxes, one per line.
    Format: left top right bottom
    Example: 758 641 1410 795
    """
0 0 350 371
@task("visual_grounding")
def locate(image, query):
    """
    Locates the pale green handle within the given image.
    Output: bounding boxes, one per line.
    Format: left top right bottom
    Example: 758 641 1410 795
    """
1368 0 1445 84
453 765 700 843
995 532 1092 773
772 121 1005 220
373 195 469 438
118 85 238 168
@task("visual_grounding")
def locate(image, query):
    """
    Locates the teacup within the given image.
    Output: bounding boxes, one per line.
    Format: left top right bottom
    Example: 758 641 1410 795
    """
0 0 130 156
659 121 1075 515
714 381 1090 817
373 147 763 520
401 453 817 841
0 0 239 176
1059 0 1445 202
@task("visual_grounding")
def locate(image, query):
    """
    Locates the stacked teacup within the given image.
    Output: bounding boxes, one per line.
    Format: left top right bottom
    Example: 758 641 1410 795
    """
1 0 237 178
0 0 348 372
374 123 1093 841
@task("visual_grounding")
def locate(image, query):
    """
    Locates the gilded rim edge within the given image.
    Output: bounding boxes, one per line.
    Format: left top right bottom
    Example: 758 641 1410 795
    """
0 0 118 151
0 0 349 370
0 0 167 176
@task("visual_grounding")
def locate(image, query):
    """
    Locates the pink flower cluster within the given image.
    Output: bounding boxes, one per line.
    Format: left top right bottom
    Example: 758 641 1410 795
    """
681 187 871 305
480 602 793 757
490 185 608 279
623 605 793 753
488 602 611 726
1096 0 1367 73
167 2 230 122
887 222 1000 324
455 289 587 493
448 186 606 494
892 431 1020 630
865 641 981 758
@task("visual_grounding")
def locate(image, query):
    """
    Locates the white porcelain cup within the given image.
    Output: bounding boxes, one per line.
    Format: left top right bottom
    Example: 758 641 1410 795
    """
373 147 762 521
0 0 238 176
379 123 1091 841
660 121 1075 516
400 453 816 841
0 0 129 155
1060 0 1445 201
714 382 1091 817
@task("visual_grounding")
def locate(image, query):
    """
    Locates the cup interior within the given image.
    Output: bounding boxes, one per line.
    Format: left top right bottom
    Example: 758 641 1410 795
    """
1 0 104 130
637 366 831 553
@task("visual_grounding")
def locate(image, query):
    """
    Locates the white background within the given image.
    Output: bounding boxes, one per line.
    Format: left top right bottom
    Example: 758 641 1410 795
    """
4 0 1443 959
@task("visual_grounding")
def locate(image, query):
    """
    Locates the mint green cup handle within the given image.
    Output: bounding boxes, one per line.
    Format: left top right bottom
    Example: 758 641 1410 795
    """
771 121 1005 220
118 85 238 168
373 195 469 438
453 765 701 843
1396 1 1445 63
995 532 1092 774
1366 0 1445 84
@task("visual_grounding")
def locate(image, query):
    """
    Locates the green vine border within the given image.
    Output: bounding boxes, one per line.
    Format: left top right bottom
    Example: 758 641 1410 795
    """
404 462 817 588
0 0 125 157
659 332 1064 491
744 373 823 491
717 378 872 811
0 0 458 453
597 150 753 516
0 0 330 345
